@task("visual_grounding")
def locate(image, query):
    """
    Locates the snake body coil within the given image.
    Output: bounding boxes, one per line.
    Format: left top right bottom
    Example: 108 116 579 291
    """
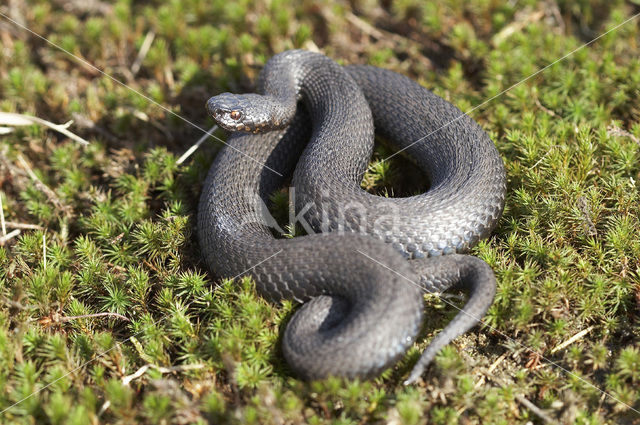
198 50 506 382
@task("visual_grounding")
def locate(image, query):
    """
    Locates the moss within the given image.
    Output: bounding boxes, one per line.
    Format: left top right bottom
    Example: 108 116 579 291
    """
0 0 639 423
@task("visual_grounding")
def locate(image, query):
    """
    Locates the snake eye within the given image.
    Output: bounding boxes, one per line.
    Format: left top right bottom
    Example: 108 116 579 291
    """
230 110 242 120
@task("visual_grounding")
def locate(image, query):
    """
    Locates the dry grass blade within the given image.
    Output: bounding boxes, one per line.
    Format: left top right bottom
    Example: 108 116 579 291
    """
0 191 5 236
0 229 20 245
177 124 219 165
0 112 90 145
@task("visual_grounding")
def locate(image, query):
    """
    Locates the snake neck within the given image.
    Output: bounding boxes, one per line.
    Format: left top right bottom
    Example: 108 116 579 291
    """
259 49 374 183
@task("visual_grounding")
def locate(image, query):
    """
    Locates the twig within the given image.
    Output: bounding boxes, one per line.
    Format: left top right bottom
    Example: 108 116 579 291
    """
487 353 508 374
163 65 174 89
177 124 219 165
475 352 508 389
37 311 130 329
131 31 155 76
50 0 112 15
0 112 89 145
42 233 46 269
129 109 172 140
607 123 640 145
481 367 560 424
302 38 321 53
534 95 557 116
122 363 205 386
97 400 111 416
476 351 560 424
71 112 119 143
122 364 150 386
492 10 546 45
1 296 32 311
550 326 594 354
547 0 565 34
0 191 5 236
344 11 420 49
531 145 560 169
532 151 551 169
4 221 44 230
59 312 131 323
0 229 20 245
345 12 386 40
515 394 560 425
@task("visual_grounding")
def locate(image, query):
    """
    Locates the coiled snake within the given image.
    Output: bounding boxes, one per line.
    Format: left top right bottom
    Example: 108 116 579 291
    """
198 50 506 383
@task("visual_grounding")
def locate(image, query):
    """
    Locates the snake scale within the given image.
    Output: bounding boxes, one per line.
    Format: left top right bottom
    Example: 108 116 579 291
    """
198 50 506 383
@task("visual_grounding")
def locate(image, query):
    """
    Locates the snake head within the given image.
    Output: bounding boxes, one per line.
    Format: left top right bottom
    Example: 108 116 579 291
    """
206 93 288 133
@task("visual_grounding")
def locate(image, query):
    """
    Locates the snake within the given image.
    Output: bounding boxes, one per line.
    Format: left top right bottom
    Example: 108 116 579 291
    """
198 50 506 383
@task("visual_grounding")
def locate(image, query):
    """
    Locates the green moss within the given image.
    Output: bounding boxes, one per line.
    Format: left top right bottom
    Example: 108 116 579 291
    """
0 0 639 423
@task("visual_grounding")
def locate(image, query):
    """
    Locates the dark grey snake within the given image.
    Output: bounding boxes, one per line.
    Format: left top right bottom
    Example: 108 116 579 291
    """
198 50 506 383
